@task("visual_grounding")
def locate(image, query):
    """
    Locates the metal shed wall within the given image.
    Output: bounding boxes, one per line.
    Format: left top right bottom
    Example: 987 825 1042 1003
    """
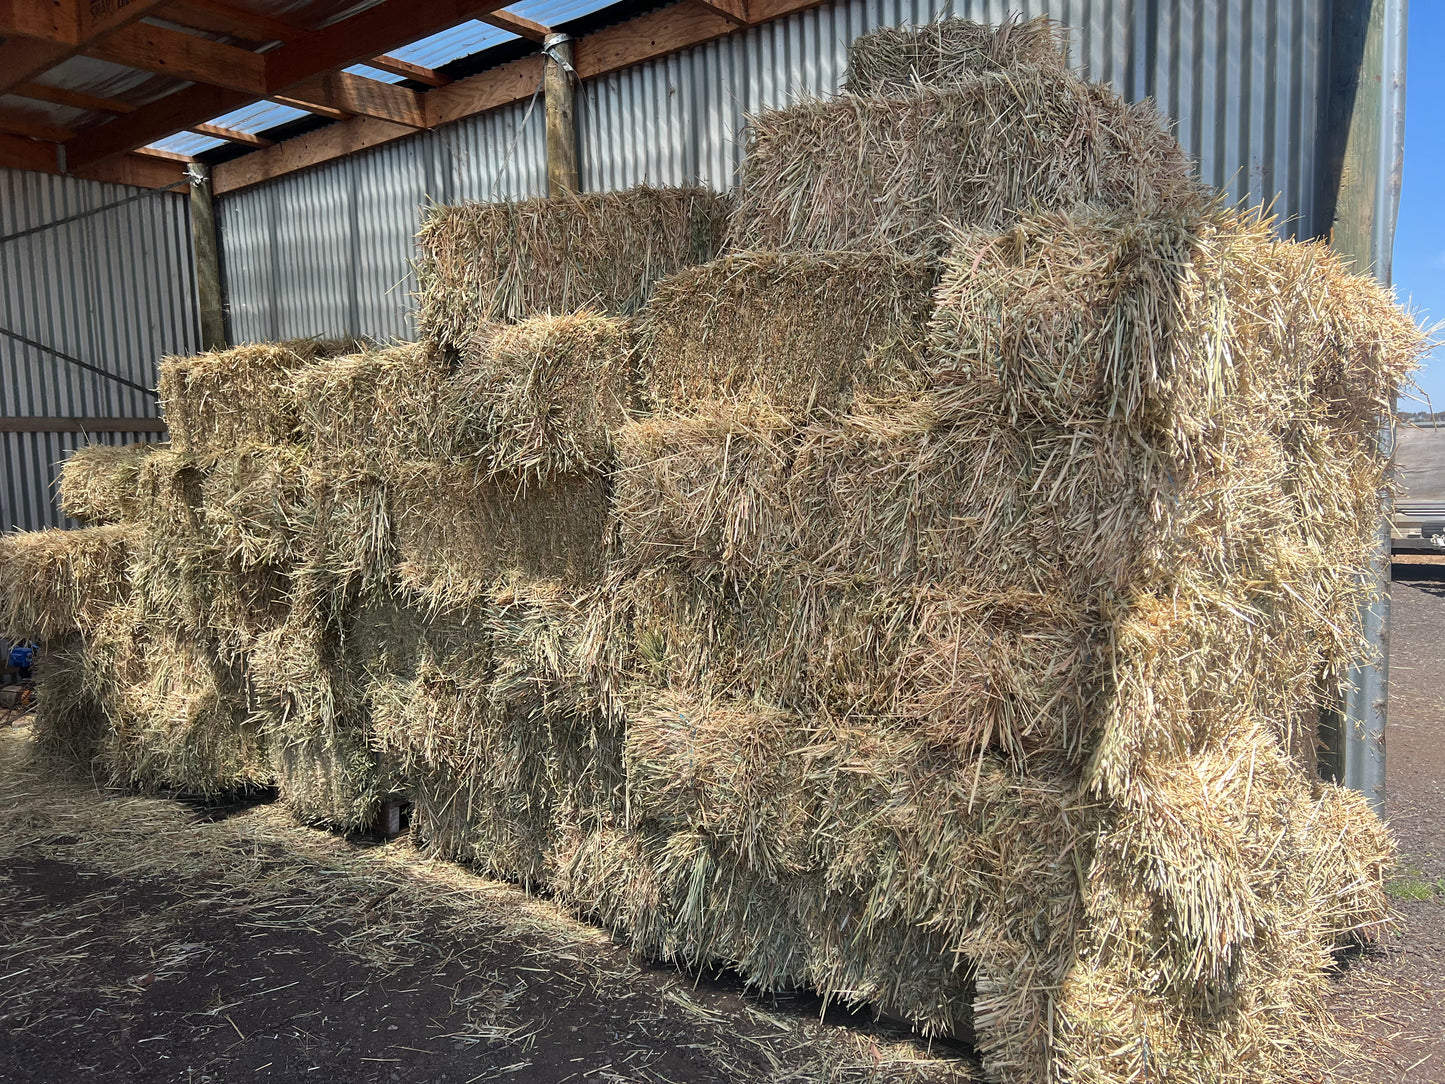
0 172 196 534
219 100 548 344
217 0 1331 343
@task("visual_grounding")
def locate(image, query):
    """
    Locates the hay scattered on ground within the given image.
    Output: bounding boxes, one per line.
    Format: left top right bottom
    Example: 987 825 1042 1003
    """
58 441 155 524
845 15 1068 95
730 68 1202 257
416 186 730 352
639 252 938 412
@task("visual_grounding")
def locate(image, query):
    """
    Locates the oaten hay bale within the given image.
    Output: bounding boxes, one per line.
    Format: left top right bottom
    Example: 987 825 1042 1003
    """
392 463 609 609
612 396 1166 598
200 444 311 571
1049 734 1393 1084
638 252 938 412
449 313 635 481
730 67 1201 257
251 591 387 830
30 637 106 768
932 208 1420 430
292 341 454 465
616 693 1087 1036
416 186 731 352
58 441 155 524
846 16 1069 95
0 526 133 642
599 568 1101 765
368 580 621 887
101 618 269 797
158 338 362 453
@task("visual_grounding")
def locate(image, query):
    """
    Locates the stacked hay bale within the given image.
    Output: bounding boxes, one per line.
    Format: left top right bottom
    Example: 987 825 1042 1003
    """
360 186 727 879
582 18 1419 1084
0 20 1422 1084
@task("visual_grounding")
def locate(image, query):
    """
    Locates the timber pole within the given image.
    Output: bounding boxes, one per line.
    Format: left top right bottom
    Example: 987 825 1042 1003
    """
188 162 226 351
544 33 580 196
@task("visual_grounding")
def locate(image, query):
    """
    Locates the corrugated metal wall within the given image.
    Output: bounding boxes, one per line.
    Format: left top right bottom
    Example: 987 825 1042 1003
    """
218 0 1332 344
220 99 548 344
1 171 196 534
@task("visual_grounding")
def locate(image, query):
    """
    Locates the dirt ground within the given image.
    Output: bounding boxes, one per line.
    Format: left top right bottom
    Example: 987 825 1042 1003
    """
1321 558 1445 1084
1 571 1442 1084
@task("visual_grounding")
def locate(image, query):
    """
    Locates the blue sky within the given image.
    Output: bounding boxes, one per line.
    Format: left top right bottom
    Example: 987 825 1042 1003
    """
1394 7 1444 411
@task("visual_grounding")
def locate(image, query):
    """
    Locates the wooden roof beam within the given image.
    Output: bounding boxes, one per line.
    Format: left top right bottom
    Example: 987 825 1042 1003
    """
66 0 518 170
0 0 174 94
477 10 549 42
0 109 74 144
367 54 452 86
270 95 350 122
161 0 304 45
190 122 274 148
12 82 136 114
84 22 267 95
286 72 428 128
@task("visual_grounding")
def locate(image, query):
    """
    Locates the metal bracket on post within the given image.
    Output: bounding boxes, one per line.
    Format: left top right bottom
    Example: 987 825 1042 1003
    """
543 32 580 197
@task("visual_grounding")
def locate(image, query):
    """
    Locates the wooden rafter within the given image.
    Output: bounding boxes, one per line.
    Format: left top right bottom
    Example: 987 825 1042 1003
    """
271 96 350 122
0 0 174 94
161 0 303 44
85 21 268 95
288 72 428 128
64 0 520 170
191 123 274 149
13 82 135 115
478 10 550 43
0 109 73 144
367 55 452 87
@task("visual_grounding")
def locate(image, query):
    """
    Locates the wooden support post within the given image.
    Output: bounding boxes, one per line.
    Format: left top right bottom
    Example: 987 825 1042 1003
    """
544 33 579 196
188 162 227 351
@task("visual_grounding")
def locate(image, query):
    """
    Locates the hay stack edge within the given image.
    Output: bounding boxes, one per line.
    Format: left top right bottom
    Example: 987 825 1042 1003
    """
0 19 1423 1084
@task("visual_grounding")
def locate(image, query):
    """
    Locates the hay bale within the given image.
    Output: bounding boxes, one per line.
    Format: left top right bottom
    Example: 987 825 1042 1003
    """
638 252 937 412
99 608 270 797
392 463 609 609
158 338 362 453
415 186 731 352
250 588 387 830
30 637 105 768
367 580 622 888
58 441 155 524
0 526 133 642
598 568 1100 765
449 313 635 481
845 16 1069 94
200 444 311 571
291 341 454 465
730 68 1201 257
932 208 1419 430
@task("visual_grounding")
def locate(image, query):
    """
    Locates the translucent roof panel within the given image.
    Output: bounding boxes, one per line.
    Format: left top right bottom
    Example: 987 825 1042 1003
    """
150 131 227 156
206 100 312 133
386 20 518 68
344 63 406 83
